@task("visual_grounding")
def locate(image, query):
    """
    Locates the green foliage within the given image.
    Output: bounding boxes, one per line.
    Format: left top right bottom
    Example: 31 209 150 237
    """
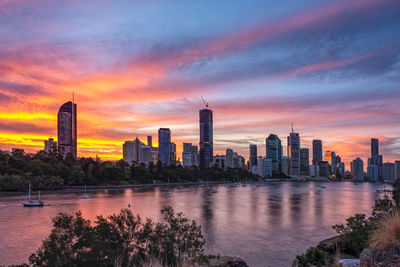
294 247 334 267
332 214 373 256
392 180 400 207
0 151 259 191
28 206 205 267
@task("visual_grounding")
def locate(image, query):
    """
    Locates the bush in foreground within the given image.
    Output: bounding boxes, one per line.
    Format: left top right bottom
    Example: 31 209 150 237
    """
28 206 205 267
293 247 335 267
369 211 400 251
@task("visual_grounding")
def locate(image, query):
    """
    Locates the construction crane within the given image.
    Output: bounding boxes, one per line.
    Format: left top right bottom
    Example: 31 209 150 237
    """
201 96 209 108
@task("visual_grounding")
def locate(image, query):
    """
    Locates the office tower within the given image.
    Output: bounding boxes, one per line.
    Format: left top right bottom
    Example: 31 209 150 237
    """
312 140 322 165
249 144 257 170
182 143 192 167
368 165 379 182
266 134 281 174
233 152 239 168
191 145 199 166
395 161 400 180
44 138 57 154
351 157 364 181
310 165 320 178
257 156 272 177
213 155 225 169
147 136 153 147
57 101 77 158
158 128 171 165
371 138 379 159
287 131 300 177
282 156 290 176
170 142 177 165
383 162 395 181
300 148 310 176
139 145 153 164
199 108 213 167
226 148 234 169
319 161 331 178
277 138 282 171
370 138 383 180
238 155 246 169
123 137 145 165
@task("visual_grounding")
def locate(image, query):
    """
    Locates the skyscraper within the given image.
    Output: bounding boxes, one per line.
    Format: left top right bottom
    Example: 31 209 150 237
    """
288 131 300 177
395 161 400 180
182 143 192 167
249 144 257 170
266 134 281 174
44 138 57 154
383 162 395 181
312 140 322 165
57 101 77 158
158 128 171 165
300 148 310 176
351 157 364 181
147 136 153 147
199 108 213 167
226 148 234 169
371 138 379 159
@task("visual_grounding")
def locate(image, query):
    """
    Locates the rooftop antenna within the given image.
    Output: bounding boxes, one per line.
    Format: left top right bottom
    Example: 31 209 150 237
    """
201 96 209 108
291 122 294 133
72 92 75 103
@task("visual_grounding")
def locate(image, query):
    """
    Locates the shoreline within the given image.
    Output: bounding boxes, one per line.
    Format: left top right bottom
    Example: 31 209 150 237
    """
0 179 389 196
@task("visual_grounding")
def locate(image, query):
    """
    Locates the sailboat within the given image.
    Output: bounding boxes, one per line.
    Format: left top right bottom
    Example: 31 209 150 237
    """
23 184 44 207
81 184 92 199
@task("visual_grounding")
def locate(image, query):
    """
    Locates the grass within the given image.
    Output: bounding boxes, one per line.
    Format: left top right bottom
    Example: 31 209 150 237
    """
369 211 400 251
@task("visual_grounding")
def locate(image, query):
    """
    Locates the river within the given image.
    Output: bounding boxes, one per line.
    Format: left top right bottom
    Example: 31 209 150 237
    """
0 181 388 266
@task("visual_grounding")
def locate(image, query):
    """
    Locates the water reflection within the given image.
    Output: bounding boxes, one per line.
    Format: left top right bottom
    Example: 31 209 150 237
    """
0 182 388 267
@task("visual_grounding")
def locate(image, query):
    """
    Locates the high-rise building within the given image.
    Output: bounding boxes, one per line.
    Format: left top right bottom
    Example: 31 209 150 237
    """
199 108 213 167
170 142 177 165
158 128 171 165
257 156 272 177
266 134 281 174
123 137 145 165
249 144 257 170
368 165 379 182
277 138 282 171
312 140 322 165
288 132 300 177
319 161 331 178
396 161 400 180
383 162 395 181
226 148 234 169
182 143 192 167
371 138 379 159
351 157 364 181
282 156 290 176
44 138 57 154
147 136 153 147
370 138 383 180
57 101 77 158
191 145 199 166
324 151 336 174
300 148 310 176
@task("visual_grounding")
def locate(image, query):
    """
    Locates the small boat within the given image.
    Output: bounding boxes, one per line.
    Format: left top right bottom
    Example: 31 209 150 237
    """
211 190 218 193
165 191 173 195
321 186 326 189
81 184 92 199
23 184 44 207
177 185 183 189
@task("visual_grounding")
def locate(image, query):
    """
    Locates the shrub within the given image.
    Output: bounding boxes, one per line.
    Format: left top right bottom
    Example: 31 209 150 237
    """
369 211 400 251
294 247 334 267
28 206 205 267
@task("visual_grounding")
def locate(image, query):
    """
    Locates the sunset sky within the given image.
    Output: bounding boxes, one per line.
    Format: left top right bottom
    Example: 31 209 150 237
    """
0 0 399 165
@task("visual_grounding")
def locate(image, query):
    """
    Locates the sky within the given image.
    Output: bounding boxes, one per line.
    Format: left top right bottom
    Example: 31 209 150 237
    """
0 0 399 165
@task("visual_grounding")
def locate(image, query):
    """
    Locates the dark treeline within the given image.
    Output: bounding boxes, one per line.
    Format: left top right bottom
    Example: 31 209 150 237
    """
0 150 259 192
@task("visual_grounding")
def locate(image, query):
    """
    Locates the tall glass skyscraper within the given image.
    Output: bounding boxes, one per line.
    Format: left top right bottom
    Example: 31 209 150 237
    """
158 128 171 165
199 108 213 167
249 144 257 169
266 134 281 174
312 140 322 165
288 132 300 177
371 138 379 159
57 101 77 158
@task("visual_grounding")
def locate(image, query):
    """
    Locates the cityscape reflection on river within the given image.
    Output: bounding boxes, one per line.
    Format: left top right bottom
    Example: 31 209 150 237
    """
0 182 388 266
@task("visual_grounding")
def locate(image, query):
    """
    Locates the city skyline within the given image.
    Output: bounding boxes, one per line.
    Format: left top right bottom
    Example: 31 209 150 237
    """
0 0 399 164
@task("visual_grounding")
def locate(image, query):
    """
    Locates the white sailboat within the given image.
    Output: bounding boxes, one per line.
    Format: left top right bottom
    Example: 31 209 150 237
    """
23 184 44 207
81 184 92 199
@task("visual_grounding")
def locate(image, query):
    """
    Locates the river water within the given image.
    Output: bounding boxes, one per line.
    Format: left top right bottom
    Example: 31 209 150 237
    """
0 182 388 266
